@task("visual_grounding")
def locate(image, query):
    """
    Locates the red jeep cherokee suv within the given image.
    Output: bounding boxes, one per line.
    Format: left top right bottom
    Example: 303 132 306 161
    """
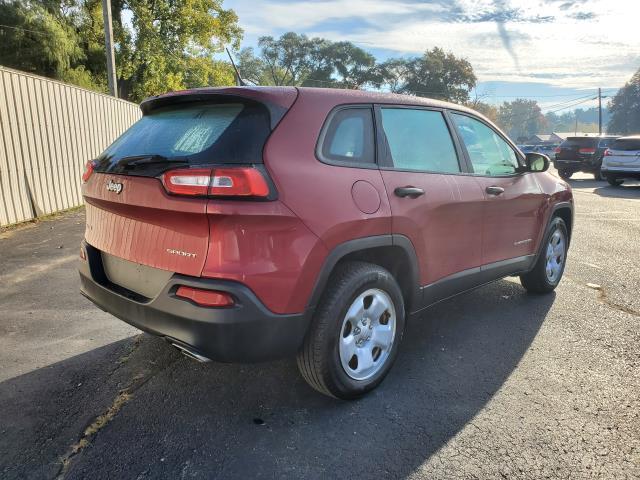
79 87 573 399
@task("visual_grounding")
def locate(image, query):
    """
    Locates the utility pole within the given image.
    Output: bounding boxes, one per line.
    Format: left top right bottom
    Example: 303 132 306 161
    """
598 87 602 135
102 0 117 97
574 112 578 136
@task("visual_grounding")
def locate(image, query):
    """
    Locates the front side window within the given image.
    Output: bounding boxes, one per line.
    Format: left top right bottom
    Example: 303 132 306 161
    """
380 108 460 173
451 113 520 176
320 108 375 164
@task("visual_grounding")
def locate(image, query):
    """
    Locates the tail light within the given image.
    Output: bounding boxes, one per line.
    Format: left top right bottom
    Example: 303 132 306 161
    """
82 160 96 182
162 167 270 198
578 148 596 154
604 148 612 156
176 286 234 307
554 147 561 154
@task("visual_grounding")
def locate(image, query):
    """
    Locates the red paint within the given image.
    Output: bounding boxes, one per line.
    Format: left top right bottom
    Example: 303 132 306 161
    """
82 86 572 316
381 171 485 284
351 180 381 214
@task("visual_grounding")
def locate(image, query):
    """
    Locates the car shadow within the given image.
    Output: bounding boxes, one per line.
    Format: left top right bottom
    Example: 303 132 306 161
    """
594 184 640 199
0 280 554 480
565 178 640 199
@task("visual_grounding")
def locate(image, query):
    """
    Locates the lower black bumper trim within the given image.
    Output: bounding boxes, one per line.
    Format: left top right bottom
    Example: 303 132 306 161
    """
79 243 311 363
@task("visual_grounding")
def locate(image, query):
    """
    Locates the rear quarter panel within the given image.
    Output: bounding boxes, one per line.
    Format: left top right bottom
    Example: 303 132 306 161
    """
263 89 393 293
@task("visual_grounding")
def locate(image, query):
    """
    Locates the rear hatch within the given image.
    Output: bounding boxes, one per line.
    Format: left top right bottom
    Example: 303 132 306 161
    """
82 88 296 283
606 137 640 168
556 137 598 161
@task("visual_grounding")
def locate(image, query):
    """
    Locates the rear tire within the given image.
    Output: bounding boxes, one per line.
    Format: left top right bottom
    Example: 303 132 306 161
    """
607 175 623 187
558 169 573 180
594 168 606 180
520 217 568 294
297 261 405 399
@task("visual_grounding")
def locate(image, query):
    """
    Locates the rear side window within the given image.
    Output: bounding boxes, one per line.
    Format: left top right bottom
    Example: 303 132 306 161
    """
379 108 460 173
319 108 375 165
95 100 271 175
611 138 640 151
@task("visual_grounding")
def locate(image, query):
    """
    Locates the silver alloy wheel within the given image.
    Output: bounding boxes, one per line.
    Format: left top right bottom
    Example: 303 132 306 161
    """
545 228 566 283
339 288 396 381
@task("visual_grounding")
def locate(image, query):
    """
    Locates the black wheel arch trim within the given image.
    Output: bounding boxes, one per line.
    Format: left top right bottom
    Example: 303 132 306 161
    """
528 202 573 270
307 234 421 313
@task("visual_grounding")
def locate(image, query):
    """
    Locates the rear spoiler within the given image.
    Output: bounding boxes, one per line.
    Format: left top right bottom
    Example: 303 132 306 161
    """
140 87 298 130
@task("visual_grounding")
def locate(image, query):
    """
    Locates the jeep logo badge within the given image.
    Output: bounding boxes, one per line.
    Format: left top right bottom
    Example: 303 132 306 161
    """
106 179 123 194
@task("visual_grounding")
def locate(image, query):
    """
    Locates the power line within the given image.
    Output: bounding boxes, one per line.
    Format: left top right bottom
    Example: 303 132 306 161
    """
0 24 51 36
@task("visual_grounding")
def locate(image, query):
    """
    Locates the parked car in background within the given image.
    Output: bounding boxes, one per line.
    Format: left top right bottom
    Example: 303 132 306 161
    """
601 135 640 186
554 135 618 180
79 87 573 399
517 144 537 154
535 144 559 157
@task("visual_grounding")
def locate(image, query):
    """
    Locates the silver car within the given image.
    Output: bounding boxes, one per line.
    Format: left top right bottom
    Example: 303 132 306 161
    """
602 136 640 186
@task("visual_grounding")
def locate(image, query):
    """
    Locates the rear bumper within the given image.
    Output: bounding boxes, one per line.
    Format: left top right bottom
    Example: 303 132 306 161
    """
79 242 311 362
601 168 640 180
554 158 599 171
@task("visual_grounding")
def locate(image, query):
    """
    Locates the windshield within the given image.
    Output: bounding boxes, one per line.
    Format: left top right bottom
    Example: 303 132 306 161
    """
611 138 640 151
94 100 271 175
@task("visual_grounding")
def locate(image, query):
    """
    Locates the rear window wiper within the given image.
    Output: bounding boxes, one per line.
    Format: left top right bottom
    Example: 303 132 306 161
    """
116 154 188 169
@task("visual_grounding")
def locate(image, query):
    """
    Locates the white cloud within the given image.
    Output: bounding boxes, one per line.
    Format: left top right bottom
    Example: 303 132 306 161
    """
228 0 640 89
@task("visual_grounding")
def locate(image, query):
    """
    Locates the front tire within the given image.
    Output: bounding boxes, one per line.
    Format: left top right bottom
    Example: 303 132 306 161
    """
297 261 405 399
520 217 568 294
558 169 573 180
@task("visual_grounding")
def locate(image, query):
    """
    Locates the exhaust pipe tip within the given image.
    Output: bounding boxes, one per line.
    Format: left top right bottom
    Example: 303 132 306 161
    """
171 343 211 363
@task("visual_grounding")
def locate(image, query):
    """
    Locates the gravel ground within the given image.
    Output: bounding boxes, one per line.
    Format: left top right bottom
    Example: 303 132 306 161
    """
0 173 638 479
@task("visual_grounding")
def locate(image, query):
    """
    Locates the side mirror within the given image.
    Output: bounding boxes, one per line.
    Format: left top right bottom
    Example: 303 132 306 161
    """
524 152 550 172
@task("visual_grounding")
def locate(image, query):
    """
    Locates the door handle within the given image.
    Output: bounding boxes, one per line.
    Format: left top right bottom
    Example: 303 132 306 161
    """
485 186 505 196
394 186 425 198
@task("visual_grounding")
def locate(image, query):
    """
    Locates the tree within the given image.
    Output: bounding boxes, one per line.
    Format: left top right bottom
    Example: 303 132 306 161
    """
469 101 499 124
608 68 640 134
0 0 98 89
321 41 376 89
374 48 476 103
237 32 379 89
401 48 476 103
0 0 242 101
115 0 242 101
497 99 547 140
374 58 410 93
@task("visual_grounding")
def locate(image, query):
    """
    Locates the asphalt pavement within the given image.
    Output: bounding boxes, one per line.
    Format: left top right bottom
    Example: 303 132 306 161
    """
1 173 638 479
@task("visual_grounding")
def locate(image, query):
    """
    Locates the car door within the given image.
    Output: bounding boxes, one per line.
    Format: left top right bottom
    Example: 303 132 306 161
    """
448 112 545 269
375 105 485 300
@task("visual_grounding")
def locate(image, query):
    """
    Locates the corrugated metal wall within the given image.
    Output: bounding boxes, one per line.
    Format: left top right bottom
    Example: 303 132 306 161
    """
0 66 141 226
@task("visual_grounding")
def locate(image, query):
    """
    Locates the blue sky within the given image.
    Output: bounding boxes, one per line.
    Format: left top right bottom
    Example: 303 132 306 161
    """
224 0 640 112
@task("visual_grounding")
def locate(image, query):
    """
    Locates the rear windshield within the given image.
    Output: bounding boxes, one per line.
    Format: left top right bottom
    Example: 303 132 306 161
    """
598 138 617 148
94 100 271 175
561 137 597 148
611 138 640 151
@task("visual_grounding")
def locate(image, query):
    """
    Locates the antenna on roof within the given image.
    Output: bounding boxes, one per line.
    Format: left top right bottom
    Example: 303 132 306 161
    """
225 48 246 87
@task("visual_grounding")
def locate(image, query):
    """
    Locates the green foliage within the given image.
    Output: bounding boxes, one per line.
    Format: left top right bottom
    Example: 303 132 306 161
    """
115 0 242 101
396 48 476 103
0 0 242 101
608 68 640 134
0 0 91 82
238 34 475 103
467 100 499 124
497 99 547 140
238 33 337 87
